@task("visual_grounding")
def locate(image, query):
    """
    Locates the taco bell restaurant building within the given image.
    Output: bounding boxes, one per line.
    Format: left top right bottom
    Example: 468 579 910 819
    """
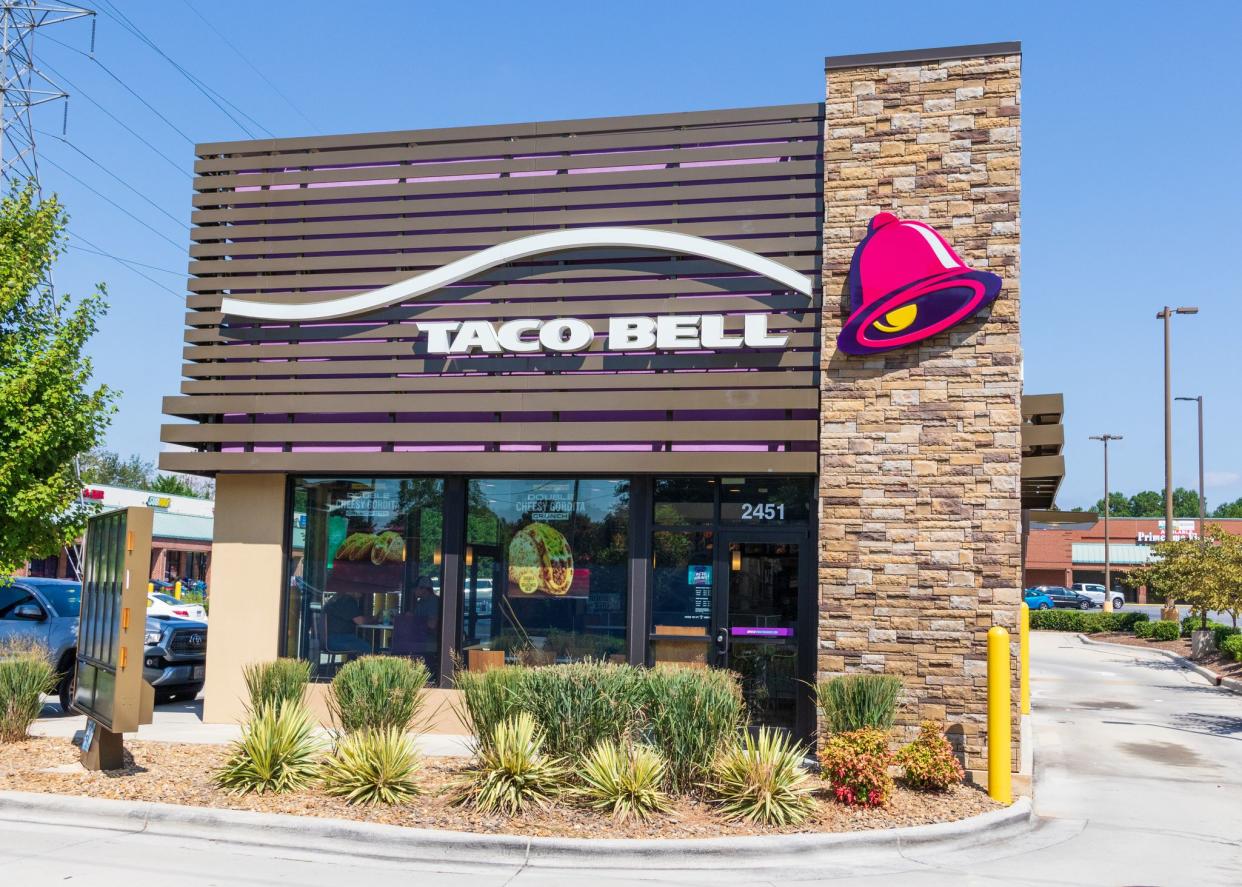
161 43 1026 780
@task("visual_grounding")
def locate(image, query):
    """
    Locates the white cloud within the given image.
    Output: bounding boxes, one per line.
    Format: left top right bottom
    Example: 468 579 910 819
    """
1205 471 1241 488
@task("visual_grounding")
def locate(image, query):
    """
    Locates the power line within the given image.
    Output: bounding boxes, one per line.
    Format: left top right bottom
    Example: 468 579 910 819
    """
38 55 191 179
41 153 183 250
66 229 183 298
41 31 194 144
38 129 188 229
66 240 182 276
96 0 272 139
179 0 317 132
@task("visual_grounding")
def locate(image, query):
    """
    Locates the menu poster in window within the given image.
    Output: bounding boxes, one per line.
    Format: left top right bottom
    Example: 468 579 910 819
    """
504 485 587 599
328 497 405 593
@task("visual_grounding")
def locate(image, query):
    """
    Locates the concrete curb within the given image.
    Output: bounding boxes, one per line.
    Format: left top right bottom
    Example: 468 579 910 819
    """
1075 634 1242 696
0 789 1033 870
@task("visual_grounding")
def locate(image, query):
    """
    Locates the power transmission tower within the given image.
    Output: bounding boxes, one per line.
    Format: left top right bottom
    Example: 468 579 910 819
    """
0 1 94 189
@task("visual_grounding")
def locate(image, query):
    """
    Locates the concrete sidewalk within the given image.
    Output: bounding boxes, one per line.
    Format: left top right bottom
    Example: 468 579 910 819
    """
31 697 473 757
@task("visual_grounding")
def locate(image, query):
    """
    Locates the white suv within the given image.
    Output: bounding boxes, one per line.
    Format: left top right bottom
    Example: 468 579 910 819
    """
1072 583 1125 610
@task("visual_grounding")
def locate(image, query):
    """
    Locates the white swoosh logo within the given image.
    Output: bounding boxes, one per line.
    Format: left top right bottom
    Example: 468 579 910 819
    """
218 226 814 321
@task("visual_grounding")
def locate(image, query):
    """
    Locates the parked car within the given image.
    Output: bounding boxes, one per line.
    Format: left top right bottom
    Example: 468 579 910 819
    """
1030 585 1095 610
1071 582 1125 610
1023 589 1055 610
0 577 207 711
147 592 208 622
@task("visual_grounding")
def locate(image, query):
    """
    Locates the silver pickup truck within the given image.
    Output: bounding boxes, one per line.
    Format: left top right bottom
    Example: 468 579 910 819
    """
0 577 208 711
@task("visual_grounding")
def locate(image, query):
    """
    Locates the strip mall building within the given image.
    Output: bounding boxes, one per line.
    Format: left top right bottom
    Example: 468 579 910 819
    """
161 43 1037 780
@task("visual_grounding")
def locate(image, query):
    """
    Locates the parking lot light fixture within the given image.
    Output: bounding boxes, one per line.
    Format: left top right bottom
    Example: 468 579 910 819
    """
1089 434 1123 612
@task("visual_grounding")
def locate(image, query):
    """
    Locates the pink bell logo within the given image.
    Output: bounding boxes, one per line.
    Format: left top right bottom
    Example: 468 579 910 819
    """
837 213 1002 355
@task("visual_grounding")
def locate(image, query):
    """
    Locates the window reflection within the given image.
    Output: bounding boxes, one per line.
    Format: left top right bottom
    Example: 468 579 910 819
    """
461 479 628 666
285 477 444 681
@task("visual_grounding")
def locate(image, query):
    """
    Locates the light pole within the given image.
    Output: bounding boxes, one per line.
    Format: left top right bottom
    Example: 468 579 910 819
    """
1156 306 1198 621
1090 434 1123 611
1175 395 1205 540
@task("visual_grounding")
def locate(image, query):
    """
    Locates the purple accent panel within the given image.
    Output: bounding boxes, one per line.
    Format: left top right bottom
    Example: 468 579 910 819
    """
393 444 487 452
558 444 658 452
294 413 391 424
671 444 784 452
253 445 284 453
681 157 782 169
568 164 667 175
558 411 666 422
404 172 501 183
307 178 399 189
671 410 791 421
497 444 543 452
221 445 244 453
510 170 557 178
290 445 383 453
223 414 248 424
730 627 793 638
394 412 496 423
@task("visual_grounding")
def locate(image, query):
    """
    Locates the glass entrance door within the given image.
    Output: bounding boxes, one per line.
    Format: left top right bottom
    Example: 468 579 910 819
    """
714 539 801 731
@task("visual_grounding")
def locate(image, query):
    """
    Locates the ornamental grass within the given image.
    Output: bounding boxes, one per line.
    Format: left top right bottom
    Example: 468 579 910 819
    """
708 727 815 826
814 674 902 734
0 639 56 743
576 740 672 821
453 712 566 815
242 658 310 714
214 702 322 795
320 727 422 805
327 655 429 735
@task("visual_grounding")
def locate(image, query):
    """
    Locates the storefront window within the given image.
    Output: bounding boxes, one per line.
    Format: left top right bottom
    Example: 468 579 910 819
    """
284 477 444 681
461 479 628 664
650 530 714 667
654 477 716 526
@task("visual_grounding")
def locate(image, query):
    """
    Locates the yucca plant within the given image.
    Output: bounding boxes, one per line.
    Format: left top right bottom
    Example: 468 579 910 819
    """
328 655 429 734
642 667 745 791
454 665 525 754
709 728 816 826
214 702 322 795
453 712 565 815
320 726 422 805
576 741 671 820
0 640 56 743
815 674 902 734
242 658 310 714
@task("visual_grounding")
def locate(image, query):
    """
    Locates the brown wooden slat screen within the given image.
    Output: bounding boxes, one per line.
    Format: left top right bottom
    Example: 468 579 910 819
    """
162 103 824 475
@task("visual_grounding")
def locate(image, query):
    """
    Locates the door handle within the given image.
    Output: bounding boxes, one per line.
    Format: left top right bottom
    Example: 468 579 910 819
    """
714 628 729 660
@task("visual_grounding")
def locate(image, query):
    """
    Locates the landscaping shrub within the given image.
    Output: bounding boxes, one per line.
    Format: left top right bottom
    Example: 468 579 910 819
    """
328 655 429 734
453 712 565 815
320 727 421 805
1029 610 1149 633
1134 620 1155 639
455 663 744 791
576 741 671 820
1212 624 1240 649
512 661 648 759
242 658 310 713
1221 634 1242 663
1149 621 1181 642
895 722 964 792
818 727 894 808
814 674 902 733
641 666 745 792
214 703 322 795
709 727 815 826
0 640 56 743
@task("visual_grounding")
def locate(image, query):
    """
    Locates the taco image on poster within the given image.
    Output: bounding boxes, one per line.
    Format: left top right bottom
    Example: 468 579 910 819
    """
508 522 574 596
335 532 378 561
370 530 405 565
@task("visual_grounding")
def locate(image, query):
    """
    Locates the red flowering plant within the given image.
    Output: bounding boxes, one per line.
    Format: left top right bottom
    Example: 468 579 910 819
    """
817 727 893 808
895 721 964 792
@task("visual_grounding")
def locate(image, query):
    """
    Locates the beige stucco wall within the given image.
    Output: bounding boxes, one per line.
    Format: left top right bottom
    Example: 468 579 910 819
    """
819 48 1023 783
202 473 286 724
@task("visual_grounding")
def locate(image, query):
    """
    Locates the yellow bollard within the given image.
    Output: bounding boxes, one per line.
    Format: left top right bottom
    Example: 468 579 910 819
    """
1020 602 1031 716
987 625 1013 805
174 580 182 600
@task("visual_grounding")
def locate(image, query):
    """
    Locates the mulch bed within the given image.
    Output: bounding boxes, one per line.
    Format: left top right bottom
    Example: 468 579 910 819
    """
1091 632 1242 679
0 737 999 839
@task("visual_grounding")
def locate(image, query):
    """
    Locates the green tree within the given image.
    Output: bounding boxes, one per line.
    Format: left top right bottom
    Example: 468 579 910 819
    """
1212 497 1242 519
0 186 113 576
1172 486 1202 519
1091 492 1133 516
148 472 213 499
78 448 152 488
1128 490 1164 516
1127 525 1242 628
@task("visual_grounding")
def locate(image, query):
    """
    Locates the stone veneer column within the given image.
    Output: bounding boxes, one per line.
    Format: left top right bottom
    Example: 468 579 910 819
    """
818 43 1022 782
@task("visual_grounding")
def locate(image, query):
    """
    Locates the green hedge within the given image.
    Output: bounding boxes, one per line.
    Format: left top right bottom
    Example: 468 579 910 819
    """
1149 621 1181 641
1028 610 1150 633
1221 634 1242 663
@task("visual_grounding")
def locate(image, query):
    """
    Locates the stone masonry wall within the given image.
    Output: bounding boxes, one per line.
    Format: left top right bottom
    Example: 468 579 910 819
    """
818 48 1022 782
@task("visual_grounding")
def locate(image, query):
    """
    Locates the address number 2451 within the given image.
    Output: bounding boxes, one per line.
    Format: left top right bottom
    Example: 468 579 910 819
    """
740 503 785 520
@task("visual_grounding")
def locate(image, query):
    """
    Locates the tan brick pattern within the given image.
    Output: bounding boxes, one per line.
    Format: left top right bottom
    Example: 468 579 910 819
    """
818 51 1022 780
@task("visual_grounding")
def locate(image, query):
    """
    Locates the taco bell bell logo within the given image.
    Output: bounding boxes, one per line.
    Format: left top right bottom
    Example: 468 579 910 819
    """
837 213 1002 356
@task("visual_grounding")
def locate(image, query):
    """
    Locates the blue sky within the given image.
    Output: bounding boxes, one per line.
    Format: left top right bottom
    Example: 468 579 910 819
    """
37 0 1241 511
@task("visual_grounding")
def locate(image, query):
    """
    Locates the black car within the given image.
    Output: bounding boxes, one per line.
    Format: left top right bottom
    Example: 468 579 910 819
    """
142 615 208 704
1032 585 1096 610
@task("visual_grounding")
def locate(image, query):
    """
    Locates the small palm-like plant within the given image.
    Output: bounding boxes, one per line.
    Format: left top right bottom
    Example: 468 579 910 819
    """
709 728 816 826
320 727 422 805
453 712 565 815
577 741 671 820
214 702 322 795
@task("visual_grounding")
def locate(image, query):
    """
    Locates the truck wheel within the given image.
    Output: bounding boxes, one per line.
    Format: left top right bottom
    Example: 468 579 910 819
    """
57 653 76 713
